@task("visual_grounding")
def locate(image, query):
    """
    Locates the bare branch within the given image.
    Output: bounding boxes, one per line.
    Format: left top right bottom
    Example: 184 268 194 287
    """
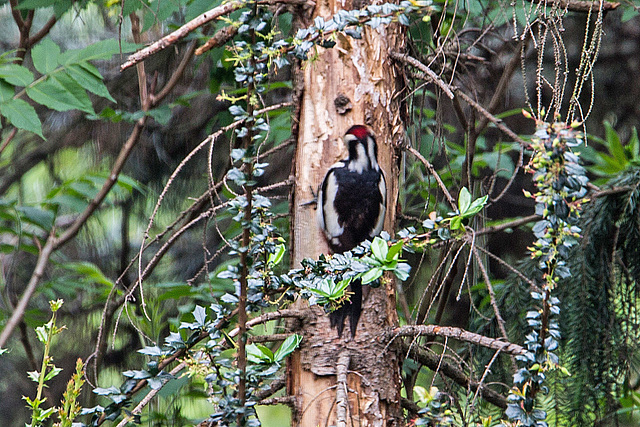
228 309 306 338
527 0 619 12
399 340 508 409
255 376 286 400
335 351 350 427
405 145 457 209
121 1 246 71
29 15 57 45
476 214 540 236
388 325 526 355
390 51 455 99
195 26 240 56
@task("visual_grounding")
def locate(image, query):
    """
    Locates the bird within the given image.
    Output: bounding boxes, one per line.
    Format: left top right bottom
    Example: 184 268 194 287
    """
316 125 387 337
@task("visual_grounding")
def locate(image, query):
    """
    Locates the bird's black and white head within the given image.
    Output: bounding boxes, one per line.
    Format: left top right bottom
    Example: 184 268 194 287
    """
343 125 380 173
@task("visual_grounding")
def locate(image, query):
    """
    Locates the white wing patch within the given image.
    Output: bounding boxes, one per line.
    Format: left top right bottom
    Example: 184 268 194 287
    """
371 173 387 237
317 171 344 240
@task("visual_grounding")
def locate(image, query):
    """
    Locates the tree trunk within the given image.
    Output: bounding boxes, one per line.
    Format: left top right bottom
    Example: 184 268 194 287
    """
287 0 407 424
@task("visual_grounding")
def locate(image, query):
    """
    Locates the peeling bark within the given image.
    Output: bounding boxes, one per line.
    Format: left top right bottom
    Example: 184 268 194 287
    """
288 0 407 424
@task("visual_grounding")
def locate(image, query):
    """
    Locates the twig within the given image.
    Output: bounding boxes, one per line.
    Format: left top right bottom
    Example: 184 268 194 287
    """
335 351 350 427
473 247 516 371
475 245 540 291
476 214 539 235
114 361 187 427
526 0 619 12
249 333 292 343
405 145 456 209
255 376 287 400
390 51 455 99
388 325 525 355
228 309 306 338
0 127 17 157
399 340 508 409
121 0 246 70
258 396 297 406
196 25 240 56
453 89 528 146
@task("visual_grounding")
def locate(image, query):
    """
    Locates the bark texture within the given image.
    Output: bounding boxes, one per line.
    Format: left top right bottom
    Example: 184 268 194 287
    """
288 0 407 424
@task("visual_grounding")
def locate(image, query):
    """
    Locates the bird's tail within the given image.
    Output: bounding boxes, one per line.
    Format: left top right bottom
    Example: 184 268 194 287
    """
329 279 362 338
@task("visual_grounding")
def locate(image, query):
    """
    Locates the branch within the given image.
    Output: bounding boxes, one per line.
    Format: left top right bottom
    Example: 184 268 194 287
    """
255 376 286 400
453 89 528 146
115 361 187 427
393 52 529 147
228 309 306 338
527 0 619 12
121 0 246 71
195 25 240 56
388 325 526 355
335 352 350 427
29 15 57 45
476 214 540 236
399 340 508 409
405 145 457 209
389 51 455 99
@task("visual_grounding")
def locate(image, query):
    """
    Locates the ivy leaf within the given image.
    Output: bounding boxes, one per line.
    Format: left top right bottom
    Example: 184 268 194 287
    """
192 305 207 327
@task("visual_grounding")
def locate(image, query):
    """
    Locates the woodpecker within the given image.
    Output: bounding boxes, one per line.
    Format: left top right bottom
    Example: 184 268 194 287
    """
317 125 387 337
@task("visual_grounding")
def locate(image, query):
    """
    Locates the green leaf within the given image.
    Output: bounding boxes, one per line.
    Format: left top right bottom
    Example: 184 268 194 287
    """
370 236 388 261
27 75 93 114
64 262 115 287
458 187 472 214
267 244 286 267
122 0 150 16
361 267 383 285
386 240 403 262
464 194 488 217
35 324 49 343
53 0 73 17
31 39 60 75
65 64 115 103
0 98 44 138
51 71 94 113
27 370 41 383
44 366 63 381
14 0 57 10
147 105 171 125
450 216 463 231
16 206 54 230
273 334 303 362
0 64 34 86
604 121 627 167
629 128 639 160
246 343 274 364
60 39 139 65
0 80 14 102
